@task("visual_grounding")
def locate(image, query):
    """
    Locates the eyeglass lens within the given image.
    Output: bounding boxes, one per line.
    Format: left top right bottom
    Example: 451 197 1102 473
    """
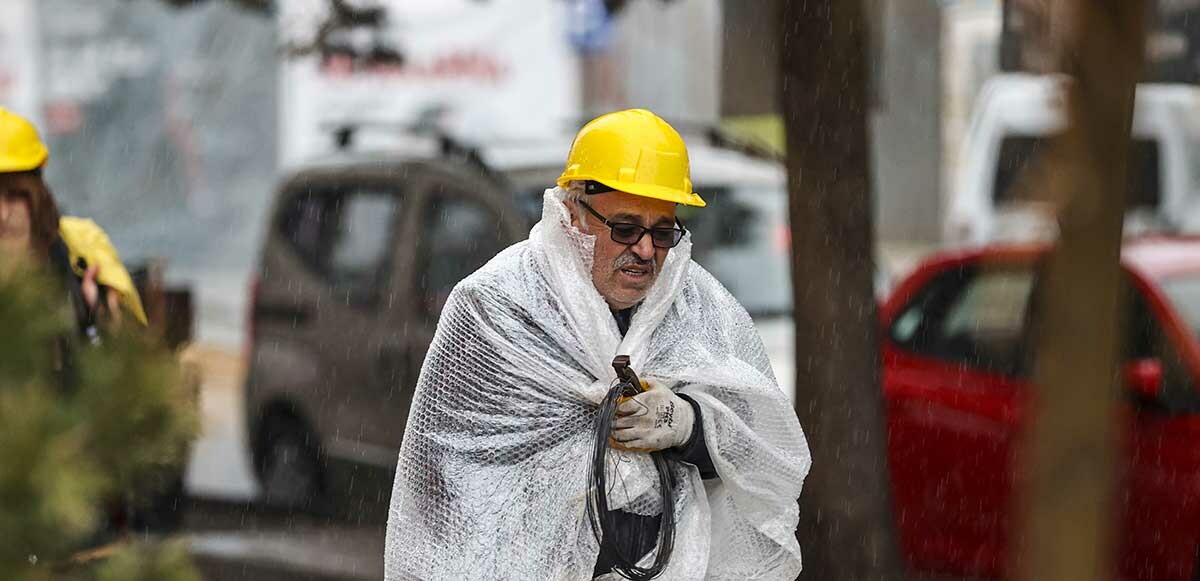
609 224 682 248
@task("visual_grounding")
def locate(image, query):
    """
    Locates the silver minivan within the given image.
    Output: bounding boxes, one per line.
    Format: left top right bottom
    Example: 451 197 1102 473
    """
246 150 527 511
245 130 793 512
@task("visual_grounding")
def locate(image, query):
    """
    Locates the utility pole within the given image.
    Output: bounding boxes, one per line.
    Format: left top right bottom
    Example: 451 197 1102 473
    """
1013 1 1145 579
779 0 904 578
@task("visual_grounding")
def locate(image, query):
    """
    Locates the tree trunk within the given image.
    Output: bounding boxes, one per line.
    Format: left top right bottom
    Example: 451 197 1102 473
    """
779 0 904 579
1013 1 1145 580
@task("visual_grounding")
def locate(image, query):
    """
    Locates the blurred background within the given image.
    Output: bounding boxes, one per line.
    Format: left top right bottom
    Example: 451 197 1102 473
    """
4 0 1200 579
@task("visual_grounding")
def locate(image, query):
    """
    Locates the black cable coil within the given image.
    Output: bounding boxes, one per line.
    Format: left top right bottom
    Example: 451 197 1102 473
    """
586 356 676 580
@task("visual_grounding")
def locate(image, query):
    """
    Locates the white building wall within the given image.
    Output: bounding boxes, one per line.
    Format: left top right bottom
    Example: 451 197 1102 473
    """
611 0 722 123
0 0 44 128
941 0 1003 220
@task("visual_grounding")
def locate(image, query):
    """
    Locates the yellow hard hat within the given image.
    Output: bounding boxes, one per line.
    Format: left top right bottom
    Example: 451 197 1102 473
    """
0 107 49 173
557 109 706 207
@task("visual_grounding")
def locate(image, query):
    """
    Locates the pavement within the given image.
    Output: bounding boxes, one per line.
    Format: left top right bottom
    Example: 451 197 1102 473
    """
179 341 384 580
181 344 257 501
184 498 384 581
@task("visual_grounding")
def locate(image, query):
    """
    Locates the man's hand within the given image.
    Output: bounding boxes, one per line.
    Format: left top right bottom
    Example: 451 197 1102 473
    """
609 379 694 453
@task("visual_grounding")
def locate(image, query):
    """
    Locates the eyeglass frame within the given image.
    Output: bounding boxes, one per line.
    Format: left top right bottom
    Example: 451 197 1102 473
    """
574 197 688 249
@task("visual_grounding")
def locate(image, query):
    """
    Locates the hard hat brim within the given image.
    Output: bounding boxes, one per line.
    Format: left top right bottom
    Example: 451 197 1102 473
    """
557 175 707 208
0 146 48 174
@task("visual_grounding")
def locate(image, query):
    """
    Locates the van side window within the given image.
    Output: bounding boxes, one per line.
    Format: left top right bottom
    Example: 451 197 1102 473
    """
891 263 1036 377
280 191 330 268
994 136 1048 207
279 186 399 288
994 136 1160 211
417 190 506 318
682 186 792 318
329 192 399 286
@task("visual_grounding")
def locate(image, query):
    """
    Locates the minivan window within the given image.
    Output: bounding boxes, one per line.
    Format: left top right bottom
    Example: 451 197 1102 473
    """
330 192 400 284
279 186 400 288
994 136 1161 210
417 191 507 318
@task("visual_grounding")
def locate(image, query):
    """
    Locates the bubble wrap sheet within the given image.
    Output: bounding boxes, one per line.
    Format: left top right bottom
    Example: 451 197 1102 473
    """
385 188 811 580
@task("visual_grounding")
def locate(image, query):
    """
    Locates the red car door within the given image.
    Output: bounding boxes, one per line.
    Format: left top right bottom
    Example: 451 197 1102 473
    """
883 257 1036 578
1120 273 1200 581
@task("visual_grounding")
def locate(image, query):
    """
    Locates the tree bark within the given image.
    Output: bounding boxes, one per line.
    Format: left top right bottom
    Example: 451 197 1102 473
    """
779 0 904 579
1013 1 1145 580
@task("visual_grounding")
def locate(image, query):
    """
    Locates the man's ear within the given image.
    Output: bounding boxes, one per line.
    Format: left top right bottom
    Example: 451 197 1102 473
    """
563 200 586 232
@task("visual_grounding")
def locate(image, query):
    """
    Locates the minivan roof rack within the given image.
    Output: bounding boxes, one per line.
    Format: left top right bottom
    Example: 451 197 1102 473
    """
321 120 504 182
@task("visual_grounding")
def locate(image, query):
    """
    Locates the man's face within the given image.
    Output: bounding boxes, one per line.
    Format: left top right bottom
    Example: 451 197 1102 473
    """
0 191 32 259
573 190 677 311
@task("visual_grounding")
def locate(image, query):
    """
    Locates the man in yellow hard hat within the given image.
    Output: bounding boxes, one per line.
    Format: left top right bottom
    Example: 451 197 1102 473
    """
385 109 810 580
0 106 146 332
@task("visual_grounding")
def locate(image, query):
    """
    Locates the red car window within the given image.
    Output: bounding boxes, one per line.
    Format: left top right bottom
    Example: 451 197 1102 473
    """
890 262 1036 377
1130 274 1200 413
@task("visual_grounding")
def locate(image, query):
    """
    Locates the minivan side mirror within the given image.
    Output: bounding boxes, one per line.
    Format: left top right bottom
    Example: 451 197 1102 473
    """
1124 359 1164 400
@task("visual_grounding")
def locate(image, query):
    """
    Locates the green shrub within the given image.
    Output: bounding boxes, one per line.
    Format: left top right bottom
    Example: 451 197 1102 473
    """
0 272 199 581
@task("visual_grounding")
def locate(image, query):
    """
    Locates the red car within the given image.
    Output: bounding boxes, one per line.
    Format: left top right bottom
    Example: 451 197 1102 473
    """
882 236 1200 580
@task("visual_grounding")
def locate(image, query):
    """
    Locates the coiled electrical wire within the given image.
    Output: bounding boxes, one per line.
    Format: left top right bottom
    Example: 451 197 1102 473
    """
587 377 677 580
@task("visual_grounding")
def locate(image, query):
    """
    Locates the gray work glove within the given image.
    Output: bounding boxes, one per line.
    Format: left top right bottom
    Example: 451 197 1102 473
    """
609 378 695 453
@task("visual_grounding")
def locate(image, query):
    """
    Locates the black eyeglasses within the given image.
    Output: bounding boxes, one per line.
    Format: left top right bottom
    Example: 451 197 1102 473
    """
576 199 687 249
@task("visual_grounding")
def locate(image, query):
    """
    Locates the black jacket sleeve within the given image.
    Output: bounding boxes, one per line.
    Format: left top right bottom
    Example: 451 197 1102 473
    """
665 393 718 479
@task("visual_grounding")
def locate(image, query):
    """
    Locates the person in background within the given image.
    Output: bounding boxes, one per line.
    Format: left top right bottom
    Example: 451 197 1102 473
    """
0 106 146 341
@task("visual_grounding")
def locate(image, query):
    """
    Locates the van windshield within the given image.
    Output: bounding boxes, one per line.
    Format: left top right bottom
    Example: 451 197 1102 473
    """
679 186 793 318
994 135 1162 210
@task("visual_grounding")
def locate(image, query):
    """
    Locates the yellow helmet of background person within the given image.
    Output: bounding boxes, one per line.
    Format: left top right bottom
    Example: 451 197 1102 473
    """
557 109 706 207
0 107 49 173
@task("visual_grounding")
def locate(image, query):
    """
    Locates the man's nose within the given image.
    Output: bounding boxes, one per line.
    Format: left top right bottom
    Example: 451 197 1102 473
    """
630 231 656 260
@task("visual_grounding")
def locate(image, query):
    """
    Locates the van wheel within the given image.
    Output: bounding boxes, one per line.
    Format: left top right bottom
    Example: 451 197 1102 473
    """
256 414 323 510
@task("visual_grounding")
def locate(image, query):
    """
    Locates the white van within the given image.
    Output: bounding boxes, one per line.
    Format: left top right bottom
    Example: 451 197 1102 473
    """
946 74 1200 245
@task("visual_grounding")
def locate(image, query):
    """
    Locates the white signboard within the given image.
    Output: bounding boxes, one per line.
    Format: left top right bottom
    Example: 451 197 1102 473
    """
0 0 43 128
279 0 580 166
